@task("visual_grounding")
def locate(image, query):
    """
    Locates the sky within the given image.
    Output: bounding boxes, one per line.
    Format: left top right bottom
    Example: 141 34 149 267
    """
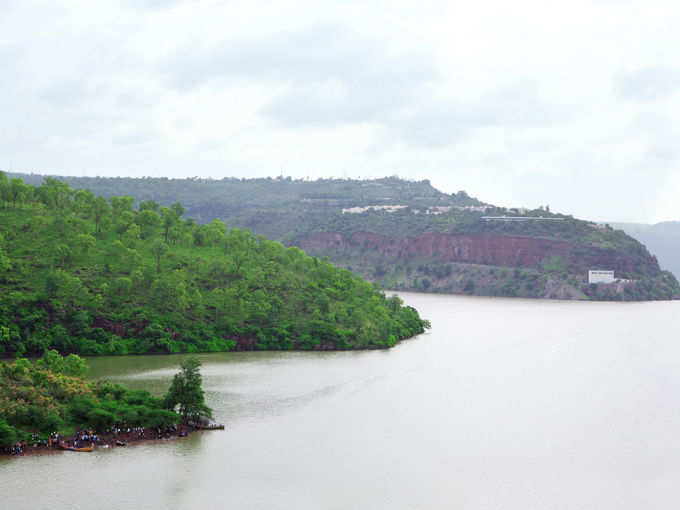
1 0 679 223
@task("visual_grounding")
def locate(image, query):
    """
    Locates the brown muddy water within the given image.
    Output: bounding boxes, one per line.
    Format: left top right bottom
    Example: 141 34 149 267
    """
3 292 680 509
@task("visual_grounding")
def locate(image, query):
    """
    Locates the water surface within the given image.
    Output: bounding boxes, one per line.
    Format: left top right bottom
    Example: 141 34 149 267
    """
3 293 680 509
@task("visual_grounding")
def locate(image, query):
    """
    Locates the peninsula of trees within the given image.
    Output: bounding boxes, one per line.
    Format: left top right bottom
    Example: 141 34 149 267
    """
0 174 428 358
0 352 212 451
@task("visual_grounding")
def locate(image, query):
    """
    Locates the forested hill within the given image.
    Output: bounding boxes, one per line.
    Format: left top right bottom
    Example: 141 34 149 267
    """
6 172 678 301
0 174 428 358
8 173 484 241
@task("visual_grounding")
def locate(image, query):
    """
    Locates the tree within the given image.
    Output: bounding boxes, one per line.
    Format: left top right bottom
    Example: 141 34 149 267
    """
115 210 135 240
74 189 95 216
0 234 10 273
151 240 169 274
160 206 178 242
55 244 72 268
164 357 212 421
139 199 159 212
0 418 17 448
36 349 66 373
92 196 111 235
41 177 72 209
109 195 135 221
137 209 161 239
76 234 96 259
0 171 8 207
63 353 88 377
171 202 184 218
205 218 227 246
9 178 27 208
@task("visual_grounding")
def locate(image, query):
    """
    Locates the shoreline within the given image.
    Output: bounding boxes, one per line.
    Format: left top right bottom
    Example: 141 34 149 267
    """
2 425 217 458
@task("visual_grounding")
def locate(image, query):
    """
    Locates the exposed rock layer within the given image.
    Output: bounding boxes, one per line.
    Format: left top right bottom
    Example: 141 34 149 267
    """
299 231 661 275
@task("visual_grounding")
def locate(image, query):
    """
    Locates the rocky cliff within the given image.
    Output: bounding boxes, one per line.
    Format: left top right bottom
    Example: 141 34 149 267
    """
298 230 677 300
299 231 661 276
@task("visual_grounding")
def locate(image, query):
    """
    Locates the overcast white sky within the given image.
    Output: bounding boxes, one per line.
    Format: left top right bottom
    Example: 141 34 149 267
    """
1 0 678 223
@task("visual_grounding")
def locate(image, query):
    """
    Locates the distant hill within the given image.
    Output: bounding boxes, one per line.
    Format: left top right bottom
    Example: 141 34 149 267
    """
609 221 680 281
7 172 679 301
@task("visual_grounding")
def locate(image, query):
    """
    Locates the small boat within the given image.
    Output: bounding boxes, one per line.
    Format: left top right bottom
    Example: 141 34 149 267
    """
59 441 94 452
195 423 225 430
72 444 95 452
115 441 127 447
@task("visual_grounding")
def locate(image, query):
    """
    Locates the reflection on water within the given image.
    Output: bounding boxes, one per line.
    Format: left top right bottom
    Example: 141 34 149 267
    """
3 293 680 510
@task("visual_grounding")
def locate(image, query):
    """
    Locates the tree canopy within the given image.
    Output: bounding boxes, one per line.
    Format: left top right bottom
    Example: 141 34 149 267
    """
0 174 429 357
164 357 212 421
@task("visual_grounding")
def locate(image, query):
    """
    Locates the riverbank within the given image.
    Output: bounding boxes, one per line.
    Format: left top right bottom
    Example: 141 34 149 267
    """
2 424 215 458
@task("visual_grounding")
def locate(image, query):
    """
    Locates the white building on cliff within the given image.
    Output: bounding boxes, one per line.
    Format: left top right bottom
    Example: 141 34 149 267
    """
588 270 615 284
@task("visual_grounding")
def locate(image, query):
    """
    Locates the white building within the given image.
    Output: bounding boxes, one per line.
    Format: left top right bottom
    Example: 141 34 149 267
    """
588 270 615 284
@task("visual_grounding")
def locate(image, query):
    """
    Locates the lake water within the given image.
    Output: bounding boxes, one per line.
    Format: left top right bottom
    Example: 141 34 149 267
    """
3 293 680 509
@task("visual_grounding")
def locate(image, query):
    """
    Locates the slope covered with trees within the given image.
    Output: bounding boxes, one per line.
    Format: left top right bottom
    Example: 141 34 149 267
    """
7 172 676 301
9 173 484 242
0 173 428 358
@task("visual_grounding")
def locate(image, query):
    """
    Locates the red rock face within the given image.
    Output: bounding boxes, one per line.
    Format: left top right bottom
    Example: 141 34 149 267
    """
299 231 660 274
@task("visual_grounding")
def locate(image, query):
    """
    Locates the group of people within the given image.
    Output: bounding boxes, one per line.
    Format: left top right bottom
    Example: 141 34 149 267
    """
9 431 60 455
108 424 182 441
69 430 100 449
9 442 25 455
5 424 190 456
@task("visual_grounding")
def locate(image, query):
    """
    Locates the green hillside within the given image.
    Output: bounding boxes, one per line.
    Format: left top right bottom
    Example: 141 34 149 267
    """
9 174 484 241
0 173 428 358
7 172 678 301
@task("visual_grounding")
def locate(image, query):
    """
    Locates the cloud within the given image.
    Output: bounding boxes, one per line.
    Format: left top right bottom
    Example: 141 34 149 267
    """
164 23 436 128
1 0 680 222
615 67 680 100
385 81 562 149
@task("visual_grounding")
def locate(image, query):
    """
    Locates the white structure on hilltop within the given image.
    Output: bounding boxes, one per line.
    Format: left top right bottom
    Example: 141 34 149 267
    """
588 270 615 284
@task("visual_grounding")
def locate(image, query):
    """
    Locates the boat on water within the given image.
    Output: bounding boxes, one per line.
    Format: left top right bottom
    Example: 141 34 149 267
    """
195 423 225 430
59 441 94 452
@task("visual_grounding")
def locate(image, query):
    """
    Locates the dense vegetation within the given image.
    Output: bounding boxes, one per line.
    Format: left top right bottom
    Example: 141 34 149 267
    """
9 173 484 242
0 352 214 449
0 173 428 358
0 351 180 448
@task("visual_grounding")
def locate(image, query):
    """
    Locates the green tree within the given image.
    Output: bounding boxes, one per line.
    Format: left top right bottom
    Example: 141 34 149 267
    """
171 202 184 218
139 199 159 212
55 244 72 268
76 234 96 259
115 210 136 240
160 206 178 242
40 177 72 209
137 209 161 239
0 418 17 448
0 171 8 207
109 195 135 221
0 235 10 273
9 178 27 208
164 357 212 421
74 189 96 216
36 349 66 373
92 196 111 235
63 353 88 377
151 240 169 274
